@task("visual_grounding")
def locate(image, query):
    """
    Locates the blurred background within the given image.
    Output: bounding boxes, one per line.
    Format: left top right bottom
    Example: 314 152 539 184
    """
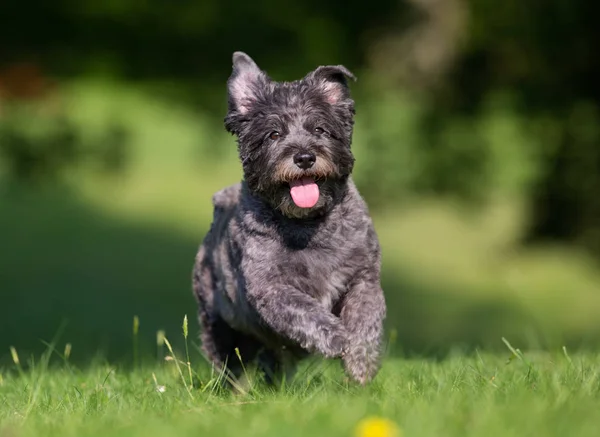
2 0 600 366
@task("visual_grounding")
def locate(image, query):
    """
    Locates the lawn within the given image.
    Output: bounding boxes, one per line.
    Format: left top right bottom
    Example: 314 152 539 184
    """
3 80 600 363
2 343 600 437
3 80 600 436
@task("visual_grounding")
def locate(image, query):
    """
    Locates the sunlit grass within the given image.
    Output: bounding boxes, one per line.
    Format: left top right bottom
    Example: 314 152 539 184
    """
2 336 600 437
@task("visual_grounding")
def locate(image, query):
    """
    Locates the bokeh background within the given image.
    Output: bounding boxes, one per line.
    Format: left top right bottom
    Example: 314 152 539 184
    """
2 0 600 366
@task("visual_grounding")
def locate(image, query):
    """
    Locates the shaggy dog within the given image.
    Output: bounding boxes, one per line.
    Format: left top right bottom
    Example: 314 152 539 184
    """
193 52 386 385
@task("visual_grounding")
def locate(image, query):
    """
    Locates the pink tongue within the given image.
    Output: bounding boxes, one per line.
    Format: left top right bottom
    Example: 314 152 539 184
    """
289 177 320 208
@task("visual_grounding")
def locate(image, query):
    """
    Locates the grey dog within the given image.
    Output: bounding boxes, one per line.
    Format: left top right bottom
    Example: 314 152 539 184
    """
192 52 386 385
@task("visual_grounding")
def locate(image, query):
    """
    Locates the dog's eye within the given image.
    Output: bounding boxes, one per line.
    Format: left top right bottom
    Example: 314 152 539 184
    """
269 131 280 141
314 127 325 135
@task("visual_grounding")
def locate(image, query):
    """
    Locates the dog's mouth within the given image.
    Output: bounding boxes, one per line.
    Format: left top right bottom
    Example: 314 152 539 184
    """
289 177 320 208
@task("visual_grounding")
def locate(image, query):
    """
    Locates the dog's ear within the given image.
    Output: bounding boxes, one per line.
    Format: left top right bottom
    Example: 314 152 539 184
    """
309 65 356 105
227 52 268 115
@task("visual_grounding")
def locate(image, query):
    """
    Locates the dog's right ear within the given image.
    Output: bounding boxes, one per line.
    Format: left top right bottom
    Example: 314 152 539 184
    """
227 52 268 115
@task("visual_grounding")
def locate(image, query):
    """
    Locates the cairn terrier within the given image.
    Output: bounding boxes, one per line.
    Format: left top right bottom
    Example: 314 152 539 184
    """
193 52 386 385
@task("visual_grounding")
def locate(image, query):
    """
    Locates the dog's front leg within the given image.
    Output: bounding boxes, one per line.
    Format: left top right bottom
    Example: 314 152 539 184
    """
339 276 386 385
248 287 348 359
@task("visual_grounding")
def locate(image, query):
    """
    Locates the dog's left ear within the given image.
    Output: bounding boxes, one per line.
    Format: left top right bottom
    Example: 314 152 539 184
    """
308 65 356 105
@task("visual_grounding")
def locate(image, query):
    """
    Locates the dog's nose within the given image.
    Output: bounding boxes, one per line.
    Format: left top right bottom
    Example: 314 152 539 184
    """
293 152 316 170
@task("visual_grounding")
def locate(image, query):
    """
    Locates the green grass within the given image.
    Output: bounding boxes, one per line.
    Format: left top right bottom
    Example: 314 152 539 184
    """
2 342 600 437
3 79 600 363
3 79 600 436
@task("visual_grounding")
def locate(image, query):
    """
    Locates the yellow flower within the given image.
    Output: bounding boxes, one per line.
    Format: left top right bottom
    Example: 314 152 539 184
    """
354 416 402 437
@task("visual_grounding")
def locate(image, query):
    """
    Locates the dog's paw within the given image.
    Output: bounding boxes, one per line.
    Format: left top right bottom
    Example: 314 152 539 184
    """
342 342 381 385
326 332 349 358
313 328 349 359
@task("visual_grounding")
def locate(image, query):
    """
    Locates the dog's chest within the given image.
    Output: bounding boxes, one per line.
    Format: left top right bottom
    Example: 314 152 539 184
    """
283 244 357 309
318 264 351 309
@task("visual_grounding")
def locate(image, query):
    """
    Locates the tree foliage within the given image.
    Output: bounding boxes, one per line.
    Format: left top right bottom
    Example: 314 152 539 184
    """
1 0 599 253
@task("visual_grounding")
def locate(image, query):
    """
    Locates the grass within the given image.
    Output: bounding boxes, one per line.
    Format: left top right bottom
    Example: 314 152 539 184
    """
3 79 600 435
2 335 600 437
4 79 600 362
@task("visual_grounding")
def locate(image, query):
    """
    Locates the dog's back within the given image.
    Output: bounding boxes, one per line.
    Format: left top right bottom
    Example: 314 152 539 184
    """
205 183 241 241
212 183 241 211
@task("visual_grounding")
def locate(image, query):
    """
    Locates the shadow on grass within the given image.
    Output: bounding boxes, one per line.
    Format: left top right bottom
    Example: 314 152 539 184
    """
382 267 600 358
0 186 201 367
2 186 597 368
381 270 532 358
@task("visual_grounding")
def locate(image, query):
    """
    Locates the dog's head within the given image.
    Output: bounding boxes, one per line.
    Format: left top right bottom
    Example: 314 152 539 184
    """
224 52 356 219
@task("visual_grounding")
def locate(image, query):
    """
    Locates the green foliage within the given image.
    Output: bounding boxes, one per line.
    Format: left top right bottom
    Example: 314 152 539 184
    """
0 103 131 185
352 88 543 208
2 0 600 250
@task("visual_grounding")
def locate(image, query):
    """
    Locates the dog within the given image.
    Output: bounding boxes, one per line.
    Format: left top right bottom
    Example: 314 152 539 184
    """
192 52 386 386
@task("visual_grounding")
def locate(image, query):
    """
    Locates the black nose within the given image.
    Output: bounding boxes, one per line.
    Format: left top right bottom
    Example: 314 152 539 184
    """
293 152 316 170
